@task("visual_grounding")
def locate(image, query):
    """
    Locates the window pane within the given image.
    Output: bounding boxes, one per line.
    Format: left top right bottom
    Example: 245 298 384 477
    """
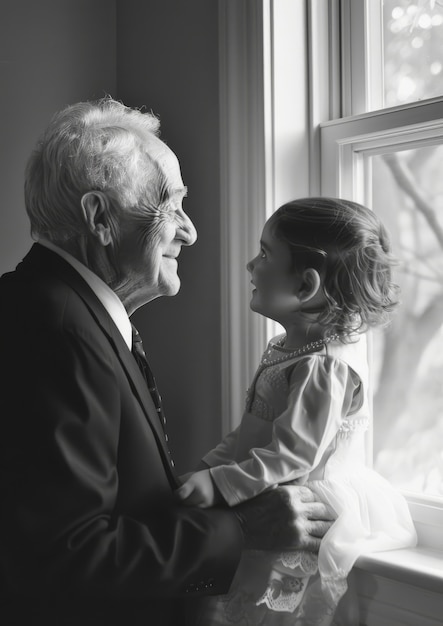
370 145 443 498
383 0 443 106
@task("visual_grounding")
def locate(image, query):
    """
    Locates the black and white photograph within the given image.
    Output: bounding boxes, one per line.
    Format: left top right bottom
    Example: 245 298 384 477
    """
0 2 442 625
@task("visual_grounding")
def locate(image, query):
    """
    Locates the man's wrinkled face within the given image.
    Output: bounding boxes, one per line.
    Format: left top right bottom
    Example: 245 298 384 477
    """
116 136 197 307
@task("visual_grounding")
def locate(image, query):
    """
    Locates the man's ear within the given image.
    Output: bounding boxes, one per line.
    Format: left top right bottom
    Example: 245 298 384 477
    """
81 191 112 246
297 268 322 304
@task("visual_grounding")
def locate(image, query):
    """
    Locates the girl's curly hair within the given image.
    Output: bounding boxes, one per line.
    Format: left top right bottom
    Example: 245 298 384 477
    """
268 197 400 339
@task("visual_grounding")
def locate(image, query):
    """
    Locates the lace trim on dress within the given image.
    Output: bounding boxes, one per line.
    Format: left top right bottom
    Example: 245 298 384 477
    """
249 396 274 421
256 551 319 613
257 580 309 614
277 551 318 574
321 573 349 608
262 366 289 392
337 417 368 437
248 366 289 421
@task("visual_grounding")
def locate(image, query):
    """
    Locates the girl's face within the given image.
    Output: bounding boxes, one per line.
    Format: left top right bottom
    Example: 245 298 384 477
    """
247 220 301 323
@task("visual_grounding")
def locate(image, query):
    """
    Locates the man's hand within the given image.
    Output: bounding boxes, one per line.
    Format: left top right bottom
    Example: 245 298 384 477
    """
234 485 335 553
175 469 223 508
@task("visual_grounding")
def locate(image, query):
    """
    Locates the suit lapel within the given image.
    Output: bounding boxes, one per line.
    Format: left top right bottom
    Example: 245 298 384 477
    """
20 245 179 489
101 324 180 490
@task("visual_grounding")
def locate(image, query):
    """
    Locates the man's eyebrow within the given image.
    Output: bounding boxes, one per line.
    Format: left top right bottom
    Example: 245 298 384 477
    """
157 175 187 205
169 185 188 199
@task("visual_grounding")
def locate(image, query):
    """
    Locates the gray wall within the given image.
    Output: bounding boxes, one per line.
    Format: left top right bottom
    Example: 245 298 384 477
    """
0 0 223 472
0 0 116 273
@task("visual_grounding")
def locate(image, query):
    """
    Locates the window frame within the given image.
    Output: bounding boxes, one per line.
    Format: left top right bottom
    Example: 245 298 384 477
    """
219 0 443 532
218 0 269 437
219 0 315 432
219 0 443 620
321 99 443 541
218 0 338 433
321 0 443 538
322 1 443 619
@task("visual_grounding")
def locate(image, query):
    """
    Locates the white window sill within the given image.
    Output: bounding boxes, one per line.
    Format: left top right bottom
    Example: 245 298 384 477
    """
354 547 443 625
357 546 443 592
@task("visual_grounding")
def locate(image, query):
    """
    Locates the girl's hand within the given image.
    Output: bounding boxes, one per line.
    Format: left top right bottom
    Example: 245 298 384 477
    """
178 472 193 485
175 469 222 508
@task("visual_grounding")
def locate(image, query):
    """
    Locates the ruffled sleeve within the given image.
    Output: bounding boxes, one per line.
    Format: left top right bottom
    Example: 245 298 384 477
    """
202 425 242 467
210 356 360 506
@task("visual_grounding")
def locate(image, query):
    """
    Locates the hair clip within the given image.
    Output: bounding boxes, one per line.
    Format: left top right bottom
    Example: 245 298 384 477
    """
290 243 327 258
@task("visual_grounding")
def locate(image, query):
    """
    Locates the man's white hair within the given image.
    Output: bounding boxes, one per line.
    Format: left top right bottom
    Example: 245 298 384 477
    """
25 97 162 242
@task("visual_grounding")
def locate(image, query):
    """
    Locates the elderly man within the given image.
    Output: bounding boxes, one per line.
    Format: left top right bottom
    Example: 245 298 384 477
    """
0 98 332 626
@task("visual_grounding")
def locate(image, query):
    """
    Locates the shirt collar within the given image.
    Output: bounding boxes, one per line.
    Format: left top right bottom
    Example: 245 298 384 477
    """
37 239 133 350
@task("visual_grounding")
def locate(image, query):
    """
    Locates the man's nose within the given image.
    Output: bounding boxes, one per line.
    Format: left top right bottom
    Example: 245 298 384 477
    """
177 211 197 246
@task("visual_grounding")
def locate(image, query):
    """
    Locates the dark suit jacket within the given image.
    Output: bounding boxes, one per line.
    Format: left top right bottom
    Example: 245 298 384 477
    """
0 244 243 626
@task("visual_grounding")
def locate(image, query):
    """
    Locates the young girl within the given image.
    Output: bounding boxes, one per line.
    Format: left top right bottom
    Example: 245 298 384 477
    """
177 197 417 625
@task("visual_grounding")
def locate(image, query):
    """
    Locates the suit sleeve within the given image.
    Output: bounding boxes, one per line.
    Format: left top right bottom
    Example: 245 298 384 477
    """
0 290 243 601
210 356 359 506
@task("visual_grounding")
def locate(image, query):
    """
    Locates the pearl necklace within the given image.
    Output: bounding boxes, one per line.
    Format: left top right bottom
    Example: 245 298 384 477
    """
261 333 341 367
245 333 341 411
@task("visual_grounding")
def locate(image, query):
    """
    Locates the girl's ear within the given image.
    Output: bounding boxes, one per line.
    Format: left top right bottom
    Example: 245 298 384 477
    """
297 268 322 304
81 191 112 246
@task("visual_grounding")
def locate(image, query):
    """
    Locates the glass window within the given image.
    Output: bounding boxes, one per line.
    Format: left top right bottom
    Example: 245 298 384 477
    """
322 0 443 530
383 0 443 107
370 145 443 499
326 0 443 507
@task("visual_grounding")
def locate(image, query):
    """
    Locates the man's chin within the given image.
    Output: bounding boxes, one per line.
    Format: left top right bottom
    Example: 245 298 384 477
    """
163 279 181 297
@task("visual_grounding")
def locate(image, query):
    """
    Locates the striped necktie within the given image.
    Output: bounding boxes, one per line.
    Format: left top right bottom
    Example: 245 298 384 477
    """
131 325 170 445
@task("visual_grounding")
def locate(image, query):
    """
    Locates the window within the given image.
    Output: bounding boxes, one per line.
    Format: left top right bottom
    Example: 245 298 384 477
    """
220 1 443 621
220 2 443 513
321 0 443 543
382 0 443 107
372 145 443 501
342 0 443 114
219 0 312 430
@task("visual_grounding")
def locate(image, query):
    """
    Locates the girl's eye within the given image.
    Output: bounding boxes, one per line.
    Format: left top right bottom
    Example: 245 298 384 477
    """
259 248 267 259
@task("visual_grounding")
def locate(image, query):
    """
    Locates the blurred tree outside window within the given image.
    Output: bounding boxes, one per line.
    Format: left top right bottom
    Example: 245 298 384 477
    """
370 1 443 498
383 0 443 106
372 146 443 498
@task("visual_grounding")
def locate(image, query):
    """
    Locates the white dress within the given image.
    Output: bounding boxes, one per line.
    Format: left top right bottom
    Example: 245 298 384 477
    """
193 334 416 626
